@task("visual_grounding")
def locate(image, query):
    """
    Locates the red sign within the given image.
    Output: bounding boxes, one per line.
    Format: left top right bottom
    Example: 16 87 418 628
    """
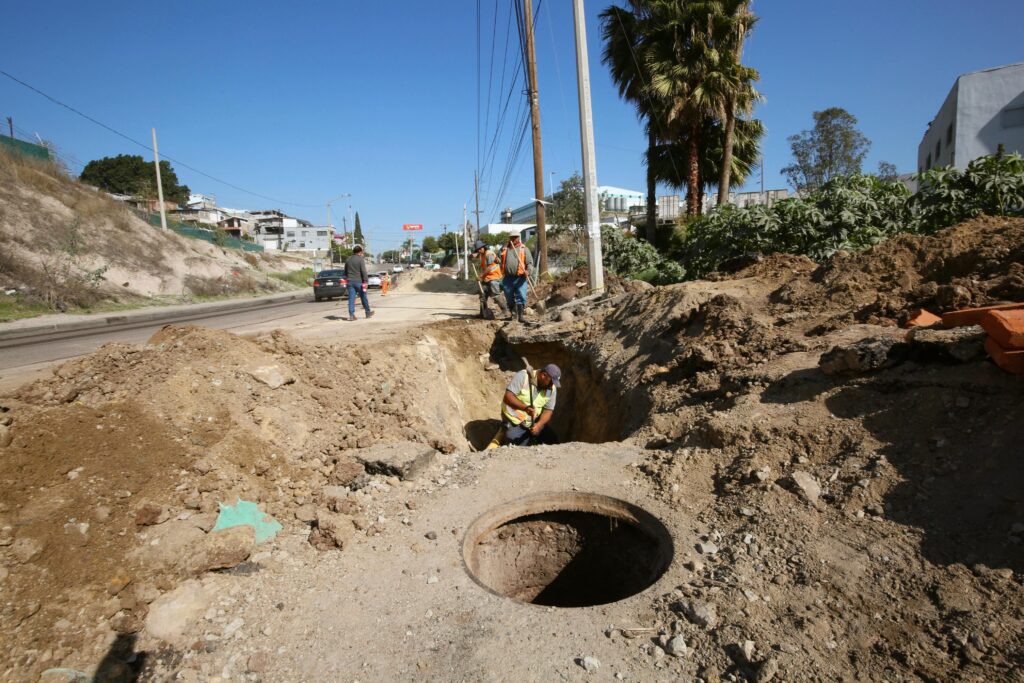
402 223 423 231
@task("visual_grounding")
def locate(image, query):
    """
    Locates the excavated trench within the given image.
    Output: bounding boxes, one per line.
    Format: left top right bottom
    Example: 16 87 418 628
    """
439 325 627 450
462 493 673 608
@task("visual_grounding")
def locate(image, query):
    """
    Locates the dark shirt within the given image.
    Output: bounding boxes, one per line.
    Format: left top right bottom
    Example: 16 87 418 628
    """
345 254 368 284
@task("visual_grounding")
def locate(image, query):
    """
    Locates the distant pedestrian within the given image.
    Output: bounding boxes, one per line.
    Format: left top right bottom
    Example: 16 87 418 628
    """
499 233 533 323
344 245 374 321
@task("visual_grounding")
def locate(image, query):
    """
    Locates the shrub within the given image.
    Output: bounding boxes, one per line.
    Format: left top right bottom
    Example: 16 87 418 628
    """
601 225 686 284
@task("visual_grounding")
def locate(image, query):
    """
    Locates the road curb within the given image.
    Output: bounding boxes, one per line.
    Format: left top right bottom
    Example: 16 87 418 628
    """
0 290 312 347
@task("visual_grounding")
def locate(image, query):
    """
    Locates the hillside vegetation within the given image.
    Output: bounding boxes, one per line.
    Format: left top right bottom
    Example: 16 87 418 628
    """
0 148 307 319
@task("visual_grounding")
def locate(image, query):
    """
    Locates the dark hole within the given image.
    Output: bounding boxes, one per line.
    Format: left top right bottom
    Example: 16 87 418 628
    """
469 510 669 607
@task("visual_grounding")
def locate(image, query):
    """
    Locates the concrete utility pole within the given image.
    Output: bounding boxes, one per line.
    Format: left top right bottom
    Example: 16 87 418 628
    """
6 117 12 139
151 128 168 231
523 0 549 277
473 172 482 235
572 0 604 293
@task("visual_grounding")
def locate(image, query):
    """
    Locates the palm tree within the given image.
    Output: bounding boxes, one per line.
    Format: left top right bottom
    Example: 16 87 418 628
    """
717 1 760 206
601 2 661 243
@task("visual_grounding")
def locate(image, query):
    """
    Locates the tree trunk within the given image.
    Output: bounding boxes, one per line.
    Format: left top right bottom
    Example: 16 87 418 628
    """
717 100 736 207
646 126 658 245
686 121 701 216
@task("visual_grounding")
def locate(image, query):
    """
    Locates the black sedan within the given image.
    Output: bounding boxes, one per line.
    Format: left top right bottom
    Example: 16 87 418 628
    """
313 269 347 301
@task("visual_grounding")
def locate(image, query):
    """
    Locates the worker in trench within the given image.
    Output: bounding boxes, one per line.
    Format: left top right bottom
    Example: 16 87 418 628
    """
473 240 508 320
486 363 561 448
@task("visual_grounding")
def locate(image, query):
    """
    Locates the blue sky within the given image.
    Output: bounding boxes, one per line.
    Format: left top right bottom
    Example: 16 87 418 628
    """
2 1 1022 253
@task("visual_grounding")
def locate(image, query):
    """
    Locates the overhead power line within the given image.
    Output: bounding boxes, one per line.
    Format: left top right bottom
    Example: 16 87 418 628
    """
0 69 319 208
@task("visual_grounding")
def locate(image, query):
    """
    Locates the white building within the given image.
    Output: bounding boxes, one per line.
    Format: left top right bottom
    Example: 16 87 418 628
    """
504 185 644 224
919 62 1024 173
283 224 332 253
700 189 789 214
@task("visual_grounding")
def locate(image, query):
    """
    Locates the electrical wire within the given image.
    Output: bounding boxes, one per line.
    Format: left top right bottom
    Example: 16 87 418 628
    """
0 69 319 208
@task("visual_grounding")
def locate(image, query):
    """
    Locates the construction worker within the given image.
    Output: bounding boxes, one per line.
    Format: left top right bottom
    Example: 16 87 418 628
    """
381 271 391 296
499 233 533 323
486 363 561 448
474 240 508 320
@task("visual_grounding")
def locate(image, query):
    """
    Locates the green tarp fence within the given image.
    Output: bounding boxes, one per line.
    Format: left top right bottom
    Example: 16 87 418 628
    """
137 212 264 252
0 135 51 161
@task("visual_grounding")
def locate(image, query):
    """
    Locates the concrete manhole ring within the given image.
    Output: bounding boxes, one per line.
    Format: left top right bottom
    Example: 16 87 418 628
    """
462 491 674 608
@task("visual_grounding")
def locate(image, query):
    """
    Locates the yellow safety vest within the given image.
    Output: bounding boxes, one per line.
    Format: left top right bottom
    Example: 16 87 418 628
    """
480 250 502 282
502 371 552 425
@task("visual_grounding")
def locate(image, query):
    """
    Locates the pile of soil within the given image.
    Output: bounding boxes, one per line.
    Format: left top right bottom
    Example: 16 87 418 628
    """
533 265 651 309
0 324 475 679
768 215 1024 330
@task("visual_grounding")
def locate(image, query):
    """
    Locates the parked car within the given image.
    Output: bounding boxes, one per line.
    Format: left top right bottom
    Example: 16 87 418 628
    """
367 273 382 289
392 265 404 273
313 269 347 301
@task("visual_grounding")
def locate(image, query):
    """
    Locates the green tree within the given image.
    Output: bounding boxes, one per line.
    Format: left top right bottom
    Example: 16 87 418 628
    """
353 212 364 246
80 154 190 203
876 161 899 183
421 236 439 253
480 232 510 248
716 1 761 207
782 108 871 193
548 173 587 254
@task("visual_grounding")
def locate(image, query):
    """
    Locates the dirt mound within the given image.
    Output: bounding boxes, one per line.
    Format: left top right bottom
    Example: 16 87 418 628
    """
533 266 651 309
0 323 476 679
769 215 1024 329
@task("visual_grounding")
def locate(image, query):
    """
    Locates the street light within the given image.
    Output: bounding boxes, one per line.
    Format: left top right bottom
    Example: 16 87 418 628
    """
549 171 557 198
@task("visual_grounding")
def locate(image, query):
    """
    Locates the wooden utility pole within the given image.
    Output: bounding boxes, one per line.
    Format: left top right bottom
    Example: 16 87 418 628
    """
523 0 548 276
6 117 13 139
151 128 168 231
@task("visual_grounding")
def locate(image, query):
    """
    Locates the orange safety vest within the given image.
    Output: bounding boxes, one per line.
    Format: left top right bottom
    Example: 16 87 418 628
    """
479 251 502 282
501 243 528 276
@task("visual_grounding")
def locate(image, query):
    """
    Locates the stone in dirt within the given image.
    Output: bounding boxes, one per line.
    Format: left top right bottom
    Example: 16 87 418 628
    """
145 579 213 647
182 525 255 575
11 537 44 564
352 441 438 480
665 635 688 657
908 324 988 363
819 336 908 375
578 656 601 672
756 657 780 682
681 600 718 630
134 500 170 526
309 509 356 550
330 460 366 486
787 471 822 505
248 365 295 389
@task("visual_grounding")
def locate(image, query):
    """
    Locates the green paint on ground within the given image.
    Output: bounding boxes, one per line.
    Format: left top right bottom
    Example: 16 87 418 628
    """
212 499 282 544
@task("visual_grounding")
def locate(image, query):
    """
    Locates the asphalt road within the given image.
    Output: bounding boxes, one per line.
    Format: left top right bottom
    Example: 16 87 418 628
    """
0 291 382 390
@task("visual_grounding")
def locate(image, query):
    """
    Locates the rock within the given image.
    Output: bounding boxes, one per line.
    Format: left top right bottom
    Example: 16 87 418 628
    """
426 575 439 584
247 652 271 673
558 310 575 324
145 579 213 647
788 471 822 505
739 640 756 663
294 504 317 523
11 537 44 564
425 531 438 541
223 617 245 637
352 441 438 480
110 610 144 634
182 525 255 575
579 656 601 673
908 324 987 363
248 365 295 389
819 337 908 376
94 506 112 521
696 541 719 555
63 521 90 546
0 424 11 448
328 460 366 488
681 600 718 630
756 657 780 682
134 501 170 526
309 510 356 550
665 635 688 657
132 520 206 569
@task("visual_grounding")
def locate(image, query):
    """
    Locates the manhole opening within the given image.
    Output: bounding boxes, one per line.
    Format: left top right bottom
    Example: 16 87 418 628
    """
463 493 673 608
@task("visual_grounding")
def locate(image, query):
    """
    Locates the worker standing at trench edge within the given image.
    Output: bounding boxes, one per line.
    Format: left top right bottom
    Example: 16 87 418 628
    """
474 240 508 319
499 233 533 323
487 364 561 448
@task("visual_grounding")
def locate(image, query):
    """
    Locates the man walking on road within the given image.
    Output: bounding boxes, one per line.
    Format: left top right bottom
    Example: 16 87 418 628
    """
474 240 508 320
344 245 374 321
500 233 533 323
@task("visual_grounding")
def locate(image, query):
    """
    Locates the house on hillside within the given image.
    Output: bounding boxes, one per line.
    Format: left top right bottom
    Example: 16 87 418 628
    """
919 61 1024 172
